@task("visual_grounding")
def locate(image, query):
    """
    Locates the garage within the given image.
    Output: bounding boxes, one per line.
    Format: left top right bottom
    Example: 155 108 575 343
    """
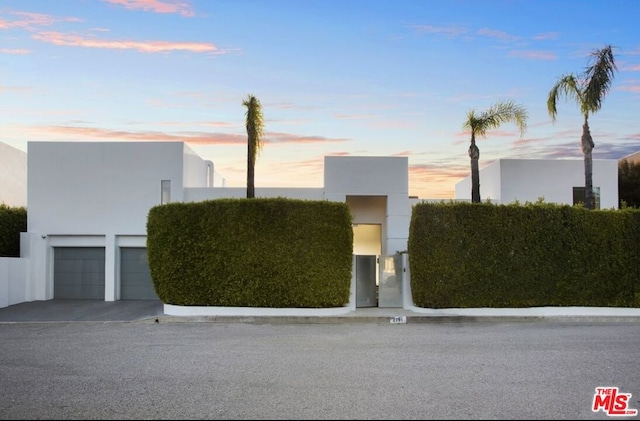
54 247 106 299
120 247 159 300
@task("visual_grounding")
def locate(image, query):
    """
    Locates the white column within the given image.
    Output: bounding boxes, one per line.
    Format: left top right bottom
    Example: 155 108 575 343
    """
105 234 117 301
23 232 50 301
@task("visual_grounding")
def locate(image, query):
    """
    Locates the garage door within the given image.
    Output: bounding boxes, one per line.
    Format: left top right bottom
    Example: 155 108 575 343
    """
54 247 105 299
120 247 159 300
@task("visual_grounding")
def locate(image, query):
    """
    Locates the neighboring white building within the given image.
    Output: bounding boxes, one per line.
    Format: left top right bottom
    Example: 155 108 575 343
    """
0 142 27 207
9 141 411 311
454 158 619 209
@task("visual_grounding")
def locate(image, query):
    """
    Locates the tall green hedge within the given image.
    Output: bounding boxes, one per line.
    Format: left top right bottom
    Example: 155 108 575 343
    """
147 198 353 307
0 204 27 257
408 202 640 308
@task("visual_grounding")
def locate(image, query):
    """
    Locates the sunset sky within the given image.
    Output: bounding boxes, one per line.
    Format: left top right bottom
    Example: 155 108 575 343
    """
0 0 638 199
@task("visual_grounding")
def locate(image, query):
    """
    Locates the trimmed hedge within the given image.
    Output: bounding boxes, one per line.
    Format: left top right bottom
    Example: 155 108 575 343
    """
408 202 640 308
0 204 27 257
147 198 353 307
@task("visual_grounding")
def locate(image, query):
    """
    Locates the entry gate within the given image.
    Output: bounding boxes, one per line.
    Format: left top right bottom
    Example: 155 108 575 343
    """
355 253 403 308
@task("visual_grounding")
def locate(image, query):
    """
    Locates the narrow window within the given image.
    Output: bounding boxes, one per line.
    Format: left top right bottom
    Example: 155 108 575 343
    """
161 180 171 204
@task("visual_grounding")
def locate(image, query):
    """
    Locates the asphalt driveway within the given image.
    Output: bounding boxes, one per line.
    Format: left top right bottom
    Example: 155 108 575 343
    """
0 299 164 323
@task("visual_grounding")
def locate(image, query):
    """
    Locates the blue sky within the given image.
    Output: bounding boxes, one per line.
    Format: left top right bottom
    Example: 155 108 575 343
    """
0 0 638 199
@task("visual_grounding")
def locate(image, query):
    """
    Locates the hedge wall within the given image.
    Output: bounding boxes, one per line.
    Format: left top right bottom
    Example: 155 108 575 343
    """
0 204 27 257
408 202 640 308
147 198 353 307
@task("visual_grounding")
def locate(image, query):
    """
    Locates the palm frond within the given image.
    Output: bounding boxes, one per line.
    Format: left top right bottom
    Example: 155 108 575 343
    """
583 44 618 113
483 100 528 135
462 110 478 133
547 74 581 121
465 100 527 139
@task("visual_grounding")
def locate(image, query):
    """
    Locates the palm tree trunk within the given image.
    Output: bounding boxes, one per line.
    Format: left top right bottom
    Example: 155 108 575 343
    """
581 116 595 209
247 140 255 198
469 134 481 203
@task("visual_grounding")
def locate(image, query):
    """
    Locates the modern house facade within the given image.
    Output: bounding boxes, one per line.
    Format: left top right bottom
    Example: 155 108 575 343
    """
454 158 619 209
1 141 625 313
7 141 412 313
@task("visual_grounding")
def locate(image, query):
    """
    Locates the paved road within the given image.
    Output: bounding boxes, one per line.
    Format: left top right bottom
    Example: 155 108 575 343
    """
1 318 638 420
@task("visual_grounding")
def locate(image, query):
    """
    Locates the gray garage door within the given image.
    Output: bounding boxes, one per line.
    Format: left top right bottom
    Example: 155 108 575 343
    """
54 247 105 299
120 247 159 300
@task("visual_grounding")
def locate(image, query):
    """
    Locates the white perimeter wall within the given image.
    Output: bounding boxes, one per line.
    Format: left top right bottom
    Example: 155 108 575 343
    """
0 142 27 207
0 257 27 308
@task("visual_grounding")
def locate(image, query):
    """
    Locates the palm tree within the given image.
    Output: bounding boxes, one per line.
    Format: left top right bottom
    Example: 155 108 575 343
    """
463 100 528 203
547 45 617 210
243 94 264 199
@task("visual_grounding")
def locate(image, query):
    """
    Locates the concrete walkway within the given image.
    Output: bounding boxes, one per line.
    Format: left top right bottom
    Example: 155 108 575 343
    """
1 299 640 324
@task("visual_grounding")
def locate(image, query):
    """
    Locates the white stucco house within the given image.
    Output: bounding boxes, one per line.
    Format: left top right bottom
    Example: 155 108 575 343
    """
3 141 412 314
454 158 619 209
0 141 625 314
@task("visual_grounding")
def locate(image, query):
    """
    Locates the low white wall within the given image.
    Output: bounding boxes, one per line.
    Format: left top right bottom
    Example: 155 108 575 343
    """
0 257 28 308
0 142 27 208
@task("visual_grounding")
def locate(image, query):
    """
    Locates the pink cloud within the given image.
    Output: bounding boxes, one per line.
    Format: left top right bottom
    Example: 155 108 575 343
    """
410 163 468 182
409 163 469 198
508 50 556 60
22 125 350 146
623 64 640 71
32 31 221 53
1 48 30 54
27 125 243 144
264 132 350 144
265 157 325 175
458 129 522 140
0 11 81 30
102 0 195 17
619 84 640 93
512 134 556 147
126 120 234 128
